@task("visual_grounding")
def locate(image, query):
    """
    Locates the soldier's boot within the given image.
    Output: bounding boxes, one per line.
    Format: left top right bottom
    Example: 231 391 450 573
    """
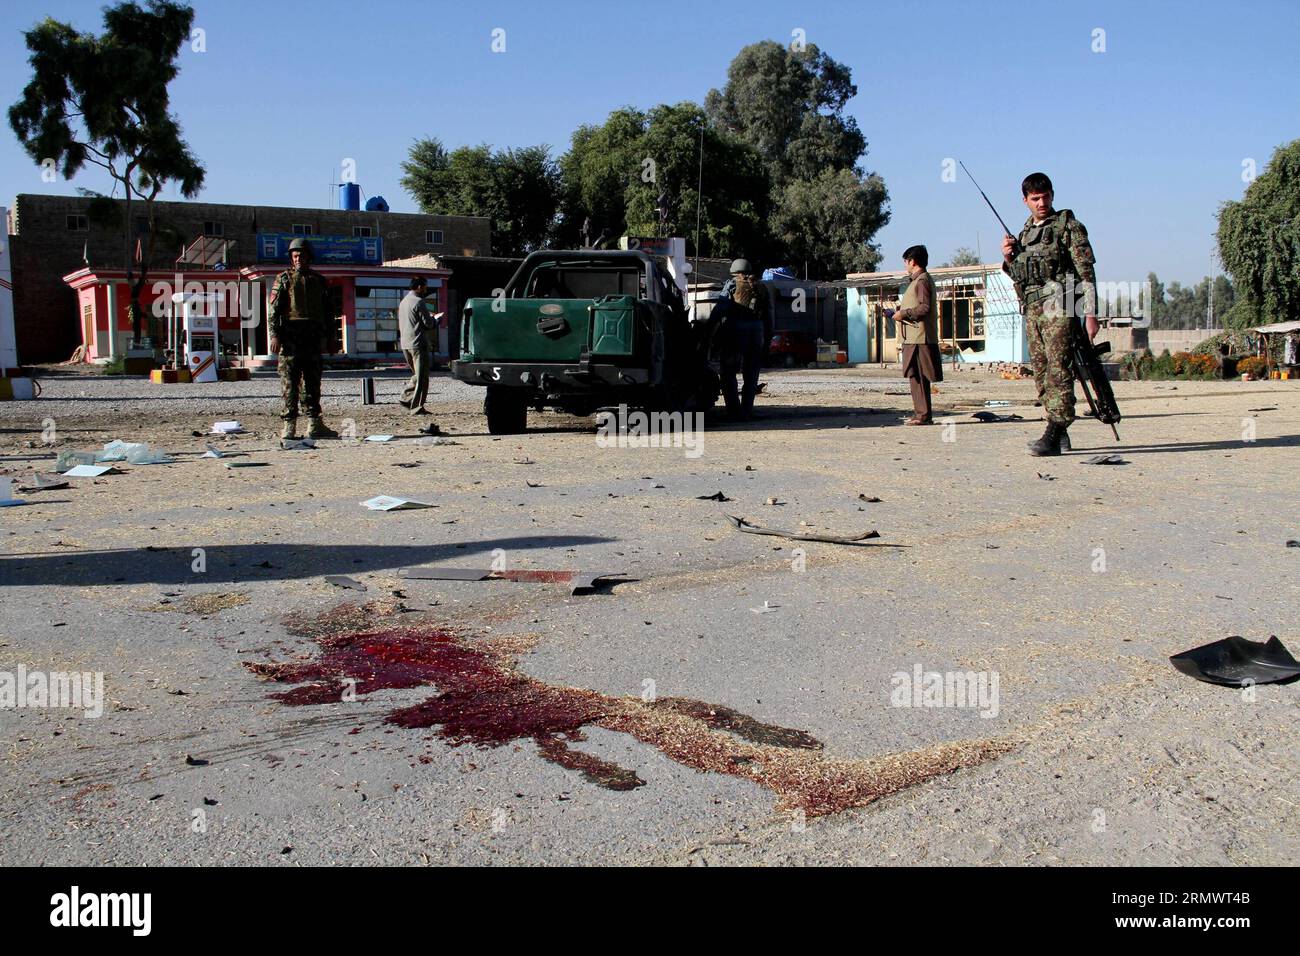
1028 421 1067 457
281 418 298 440
1026 429 1070 452
307 416 339 440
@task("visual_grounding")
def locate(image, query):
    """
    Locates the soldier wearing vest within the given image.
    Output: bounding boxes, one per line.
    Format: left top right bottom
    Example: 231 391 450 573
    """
268 238 339 440
1002 172 1098 456
714 258 769 420
894 244 942 425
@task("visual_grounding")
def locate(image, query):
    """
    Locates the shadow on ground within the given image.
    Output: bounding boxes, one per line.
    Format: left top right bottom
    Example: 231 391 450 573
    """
0 536 615 587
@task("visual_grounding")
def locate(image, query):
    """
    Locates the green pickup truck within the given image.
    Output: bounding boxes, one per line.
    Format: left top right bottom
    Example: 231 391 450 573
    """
451 249 719 433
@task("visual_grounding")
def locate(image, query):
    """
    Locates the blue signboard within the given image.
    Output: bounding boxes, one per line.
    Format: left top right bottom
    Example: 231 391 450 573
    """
257 233 384 265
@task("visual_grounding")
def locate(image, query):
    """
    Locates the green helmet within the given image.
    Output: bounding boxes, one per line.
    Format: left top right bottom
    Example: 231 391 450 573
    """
288 237 314 256
729 258 752 275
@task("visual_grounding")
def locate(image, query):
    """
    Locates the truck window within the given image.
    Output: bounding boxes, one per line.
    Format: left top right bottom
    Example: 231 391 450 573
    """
525 267 641 299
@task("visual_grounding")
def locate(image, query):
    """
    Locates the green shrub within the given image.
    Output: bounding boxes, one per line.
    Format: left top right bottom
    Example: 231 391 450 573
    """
101 356 126 376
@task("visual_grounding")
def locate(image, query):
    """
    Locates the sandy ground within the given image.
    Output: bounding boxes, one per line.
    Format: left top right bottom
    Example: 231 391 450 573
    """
1 363 1297 866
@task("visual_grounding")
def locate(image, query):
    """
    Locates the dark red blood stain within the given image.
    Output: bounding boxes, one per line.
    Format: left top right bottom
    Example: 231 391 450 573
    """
249 607 1009 813
248 625 634 788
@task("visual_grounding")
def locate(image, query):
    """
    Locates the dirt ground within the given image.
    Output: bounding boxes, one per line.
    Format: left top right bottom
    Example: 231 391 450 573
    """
1 364 1297 865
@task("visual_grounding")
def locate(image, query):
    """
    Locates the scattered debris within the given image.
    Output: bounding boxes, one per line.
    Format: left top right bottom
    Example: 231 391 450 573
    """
726 515 880 546
99 439 172 464
419 423 443 436
279 438 317 451
413 436 459 445
971 411 1024 423
1286 540 1299 548
1247 406 1277 412
223 461 267 469
63 464 118 478
185 755 209 766
0 478 26 507
751 601 778 614
1170 635 1300 687
857 494 882 503
513 457 536 465
201 443 225 459
526 479 544 488
365 435 395 443
697 491 732 501
764 496 783 506
362 496 434 511
324 575 367 592
391 462 421 468
20 473 68 492
1036 472 1057 481
984 400 1012 407
212 421 243 434
1082 454 1127 465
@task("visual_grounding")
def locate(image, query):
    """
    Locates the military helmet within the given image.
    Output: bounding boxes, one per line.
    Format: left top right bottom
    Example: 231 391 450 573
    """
729 258 753 275
288 237 314 256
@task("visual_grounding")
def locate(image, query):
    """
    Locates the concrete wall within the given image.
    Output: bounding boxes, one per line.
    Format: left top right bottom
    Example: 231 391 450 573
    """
8 194 491 363
1146 330 1213 354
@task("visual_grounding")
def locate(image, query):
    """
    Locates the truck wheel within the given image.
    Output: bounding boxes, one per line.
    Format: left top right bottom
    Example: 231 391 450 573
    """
485 386 528 434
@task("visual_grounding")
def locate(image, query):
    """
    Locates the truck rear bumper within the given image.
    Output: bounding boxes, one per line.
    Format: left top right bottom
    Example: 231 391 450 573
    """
450 360 650 390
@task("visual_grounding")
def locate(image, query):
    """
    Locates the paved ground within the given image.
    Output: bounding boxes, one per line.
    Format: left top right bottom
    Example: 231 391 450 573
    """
1 364 1297 865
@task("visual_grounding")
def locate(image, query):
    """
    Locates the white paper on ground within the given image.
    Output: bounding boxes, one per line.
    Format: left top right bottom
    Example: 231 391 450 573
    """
364 435 395 443
64 464 116 477
202 444 224 458
361 495 433 511
212 421 243 434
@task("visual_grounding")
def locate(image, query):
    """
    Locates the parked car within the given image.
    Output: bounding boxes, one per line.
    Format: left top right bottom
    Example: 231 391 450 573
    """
768 330 817 367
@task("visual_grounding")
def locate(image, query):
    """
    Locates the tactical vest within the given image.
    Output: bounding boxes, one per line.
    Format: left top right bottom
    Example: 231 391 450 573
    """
899 271 938 345
1009 210 1078 294
286 269 327 321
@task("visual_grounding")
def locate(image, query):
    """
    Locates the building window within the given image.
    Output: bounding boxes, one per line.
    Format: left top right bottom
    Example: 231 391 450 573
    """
67 214 89 231
203 221 224 237
353 226 373 238
425 229 444 245
292 224 316 235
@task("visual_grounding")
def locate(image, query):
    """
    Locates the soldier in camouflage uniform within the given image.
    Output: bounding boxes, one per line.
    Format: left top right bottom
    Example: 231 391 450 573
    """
269 238 338 440
1002 172 1098 456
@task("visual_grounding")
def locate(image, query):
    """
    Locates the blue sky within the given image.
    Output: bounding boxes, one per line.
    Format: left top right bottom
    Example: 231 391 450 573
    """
3 0 1297 286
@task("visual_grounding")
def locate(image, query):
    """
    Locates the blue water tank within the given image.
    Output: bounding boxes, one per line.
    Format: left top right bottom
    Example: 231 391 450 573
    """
339 183 361 211
364 195 389 212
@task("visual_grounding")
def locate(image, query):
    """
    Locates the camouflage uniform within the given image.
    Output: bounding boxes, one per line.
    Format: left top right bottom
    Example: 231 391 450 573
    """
1004 209 1097 424
269 264 331 425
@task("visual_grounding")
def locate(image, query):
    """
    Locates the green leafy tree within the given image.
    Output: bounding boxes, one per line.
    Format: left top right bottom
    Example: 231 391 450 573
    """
557 103 770 258
772 168 889 277
400 138 561 256
1217 138 1300 327
8 1 206 346
705 40 888 276
944 246 981 267
705 40 864 187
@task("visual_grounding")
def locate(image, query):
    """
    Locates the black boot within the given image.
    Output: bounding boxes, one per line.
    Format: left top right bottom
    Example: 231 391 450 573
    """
1029 421 1066 456
1027 426 1070 451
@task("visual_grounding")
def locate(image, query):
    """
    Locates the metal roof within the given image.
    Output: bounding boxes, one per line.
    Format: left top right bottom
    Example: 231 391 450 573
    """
1251 320 1300 334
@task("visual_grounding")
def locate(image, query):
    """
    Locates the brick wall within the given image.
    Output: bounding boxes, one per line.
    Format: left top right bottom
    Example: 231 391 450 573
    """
8 193 491 362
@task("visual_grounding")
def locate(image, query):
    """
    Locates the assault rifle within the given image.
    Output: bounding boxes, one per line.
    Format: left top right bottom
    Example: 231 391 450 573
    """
959 161 1121 440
